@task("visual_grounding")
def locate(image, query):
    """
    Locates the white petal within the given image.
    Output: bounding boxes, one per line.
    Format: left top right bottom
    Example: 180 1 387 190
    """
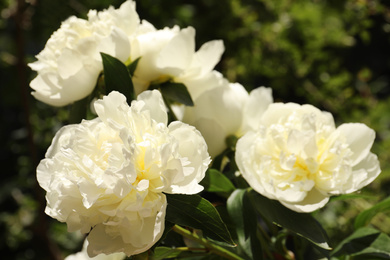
60 72 98 104
165 121 210 194
189 117 228 158
241 87 273 133
137 90 167 125
110 0 140 35
57 48 83 79
184 82 247 138
65 239 126 260
182 70 227 100
94 91 129 129
45 125 75 157
280 188 330 213
261 103 301 125
96 27 130 63
236 131 269 196
156 27 195 73
193 40 224 76
36 159 53 191
87 197 166 257
344 152 381 193
337 123 375 166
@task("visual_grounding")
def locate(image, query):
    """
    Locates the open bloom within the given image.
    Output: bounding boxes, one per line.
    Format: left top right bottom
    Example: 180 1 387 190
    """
131 22 224 97
182 83 273 157
37 90 210 256
236 103 380 212
29 1 139 106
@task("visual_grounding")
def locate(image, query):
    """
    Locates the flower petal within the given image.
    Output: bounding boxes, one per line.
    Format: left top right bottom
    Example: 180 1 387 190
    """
337 123 375 166
156 27 195 73
280 189 330 213
342 152 381 193
136 90 167 125
87 196 166 257
165 121 210 194
241 86 273 133
193 40 224 76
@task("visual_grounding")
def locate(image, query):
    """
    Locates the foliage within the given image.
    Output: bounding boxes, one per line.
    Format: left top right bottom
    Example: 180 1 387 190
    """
1 0 390 259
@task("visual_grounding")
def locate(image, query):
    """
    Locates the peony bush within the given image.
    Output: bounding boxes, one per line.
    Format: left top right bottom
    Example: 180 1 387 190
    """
30 1 389 259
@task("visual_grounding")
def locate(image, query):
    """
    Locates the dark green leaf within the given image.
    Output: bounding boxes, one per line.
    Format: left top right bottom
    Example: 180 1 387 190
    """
248 190 331 252
100 52 134 103
160 82 194 106
354 196 390 229
165 194 235 246
200 169 235 195
128 57 141 76
227 189 263 260
331 227 390 259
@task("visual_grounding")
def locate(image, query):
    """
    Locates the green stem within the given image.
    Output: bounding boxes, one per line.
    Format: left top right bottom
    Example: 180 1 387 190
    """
175 247 208 251
257 224 274 260
162 95 179 121
132 251 149 260
69 96 89 124
172 225 244 260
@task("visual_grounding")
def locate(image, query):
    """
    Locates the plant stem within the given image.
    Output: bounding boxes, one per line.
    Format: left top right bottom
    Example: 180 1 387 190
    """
257 225 274 260
162 95 179 122
172 225 244 260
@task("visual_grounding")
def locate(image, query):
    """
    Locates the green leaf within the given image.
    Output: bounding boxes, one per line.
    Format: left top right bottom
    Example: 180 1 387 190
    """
100 52 134 103
354 196 390 229
331 227 390 259
128 57 141 76
227 189 263 260
330 193 377 202
165 194 235 246
248 190 331 252
159 82 194 106
200 169 235 195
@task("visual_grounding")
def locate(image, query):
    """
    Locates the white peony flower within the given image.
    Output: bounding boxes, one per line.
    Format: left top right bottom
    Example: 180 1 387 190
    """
37 90 210 256
130 21 224 97
65 239 126 260
29 1 139 106
182 83 273 158
236 103 381 212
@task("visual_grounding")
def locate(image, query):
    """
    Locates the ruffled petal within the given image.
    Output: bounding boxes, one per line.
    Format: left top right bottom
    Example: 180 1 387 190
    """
337 123 375 166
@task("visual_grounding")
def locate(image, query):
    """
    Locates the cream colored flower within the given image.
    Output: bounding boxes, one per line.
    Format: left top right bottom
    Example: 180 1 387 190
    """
130 21 224 97
236 103 380 212
182 83 273 158
37 90 210 256
29 1 138 106
65 239 126 260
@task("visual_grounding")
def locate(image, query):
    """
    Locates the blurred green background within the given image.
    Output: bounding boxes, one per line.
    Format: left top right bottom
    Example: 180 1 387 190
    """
1 0 390 259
